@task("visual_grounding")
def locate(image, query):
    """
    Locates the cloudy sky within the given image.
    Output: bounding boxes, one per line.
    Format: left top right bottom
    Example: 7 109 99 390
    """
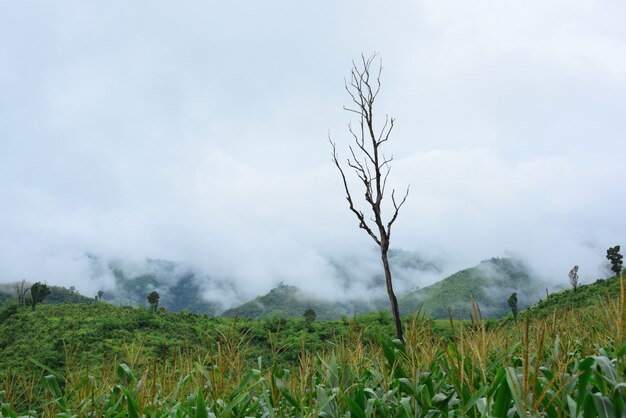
1 1 625 301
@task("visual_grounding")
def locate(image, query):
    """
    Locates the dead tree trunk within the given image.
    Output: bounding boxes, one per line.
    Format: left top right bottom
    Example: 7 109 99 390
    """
330 54 409 342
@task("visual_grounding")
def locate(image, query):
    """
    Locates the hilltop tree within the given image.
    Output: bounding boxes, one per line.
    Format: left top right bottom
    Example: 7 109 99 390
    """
30 282 50 310
330 54 409 342
147 291 160 313
12 279 30 307
303 308 316 323
569 265 579 292
507 292 518 321
606 245 623 277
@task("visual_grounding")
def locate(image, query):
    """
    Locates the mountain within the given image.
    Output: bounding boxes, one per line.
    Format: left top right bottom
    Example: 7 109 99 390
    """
224 257 540 320
222 284 378 320
398 257 539 319
92 256 238 315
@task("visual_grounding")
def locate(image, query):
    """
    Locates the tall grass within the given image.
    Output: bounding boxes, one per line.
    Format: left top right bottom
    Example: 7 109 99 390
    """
2 280 625 417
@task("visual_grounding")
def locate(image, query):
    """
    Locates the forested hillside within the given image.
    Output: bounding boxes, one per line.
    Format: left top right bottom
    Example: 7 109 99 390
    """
399 257 539 318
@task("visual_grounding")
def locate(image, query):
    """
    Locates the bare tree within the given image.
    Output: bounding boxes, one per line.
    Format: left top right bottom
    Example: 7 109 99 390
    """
569 265 579 293
12 279 30 307
330 54 409 342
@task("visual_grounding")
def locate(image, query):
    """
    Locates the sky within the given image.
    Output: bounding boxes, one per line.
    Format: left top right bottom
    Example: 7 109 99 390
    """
1 1 625 303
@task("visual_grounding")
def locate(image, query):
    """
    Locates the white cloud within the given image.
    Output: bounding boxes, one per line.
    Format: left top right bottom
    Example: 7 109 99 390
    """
0 1 624 303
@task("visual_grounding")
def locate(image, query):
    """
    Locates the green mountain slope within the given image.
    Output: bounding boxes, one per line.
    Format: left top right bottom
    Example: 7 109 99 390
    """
222 284 376 320
523 273 623 319
398 257 538 319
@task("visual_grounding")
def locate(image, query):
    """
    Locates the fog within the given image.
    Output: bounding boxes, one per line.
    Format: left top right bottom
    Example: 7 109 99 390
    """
1 1 624 306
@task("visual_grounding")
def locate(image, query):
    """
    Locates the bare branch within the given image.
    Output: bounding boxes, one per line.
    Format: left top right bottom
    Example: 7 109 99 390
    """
330 138 381 246
387 185 410 235
378 116 394 146
381 164 391 197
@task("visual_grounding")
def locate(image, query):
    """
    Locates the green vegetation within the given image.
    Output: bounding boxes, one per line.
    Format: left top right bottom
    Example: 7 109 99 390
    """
607 245 624 277
0 302 398 377
523 272 623 319
1 257 624 416
399 258 536 318
1 276 624 416
223 284 375 320
226 257 537 321
0 289 11 305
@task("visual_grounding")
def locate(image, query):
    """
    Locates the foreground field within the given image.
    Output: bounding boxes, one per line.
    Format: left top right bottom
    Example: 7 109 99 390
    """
1 280 625 417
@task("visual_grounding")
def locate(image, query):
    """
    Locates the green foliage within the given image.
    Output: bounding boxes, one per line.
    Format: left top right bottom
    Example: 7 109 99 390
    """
0 301 18 324
303 308 316 323
43 285 95 305
147 290 160 312
399 257 535 318
524 272 622 319
607 245 624 277
223 284 373 320
1 300 625 417
507 292 518 320
0 287 12 305
30 282 50 310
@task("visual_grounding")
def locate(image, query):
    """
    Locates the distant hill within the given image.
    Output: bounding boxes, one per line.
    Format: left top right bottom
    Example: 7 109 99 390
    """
224 257 541 320
398 257 540 319
96 257 236 315
222 284 377 320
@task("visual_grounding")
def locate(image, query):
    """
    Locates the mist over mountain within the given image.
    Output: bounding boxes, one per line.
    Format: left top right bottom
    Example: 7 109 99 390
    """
399 257 544 319
222 284 381 320
87 255 240 314
83 248 442 314
223 257 543 320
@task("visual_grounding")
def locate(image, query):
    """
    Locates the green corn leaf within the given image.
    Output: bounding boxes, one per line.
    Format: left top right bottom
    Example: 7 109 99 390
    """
280 388 301 412
364 398 376 417
116 363 135 385
592 393 615 418
462 385 488 414
592 356 618 385
345 395 366 418
399 397 413 417
505 367 526 416
123 388 140 418
492 371 511 418
576 356 595 417
380 338 405 379
196 389 209 418
398 378 416 397
44 374 67 411
30 357 65 382
316 385 337 417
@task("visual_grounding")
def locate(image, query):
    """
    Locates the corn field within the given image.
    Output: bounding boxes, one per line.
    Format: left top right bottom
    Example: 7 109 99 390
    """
2 283 625 417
